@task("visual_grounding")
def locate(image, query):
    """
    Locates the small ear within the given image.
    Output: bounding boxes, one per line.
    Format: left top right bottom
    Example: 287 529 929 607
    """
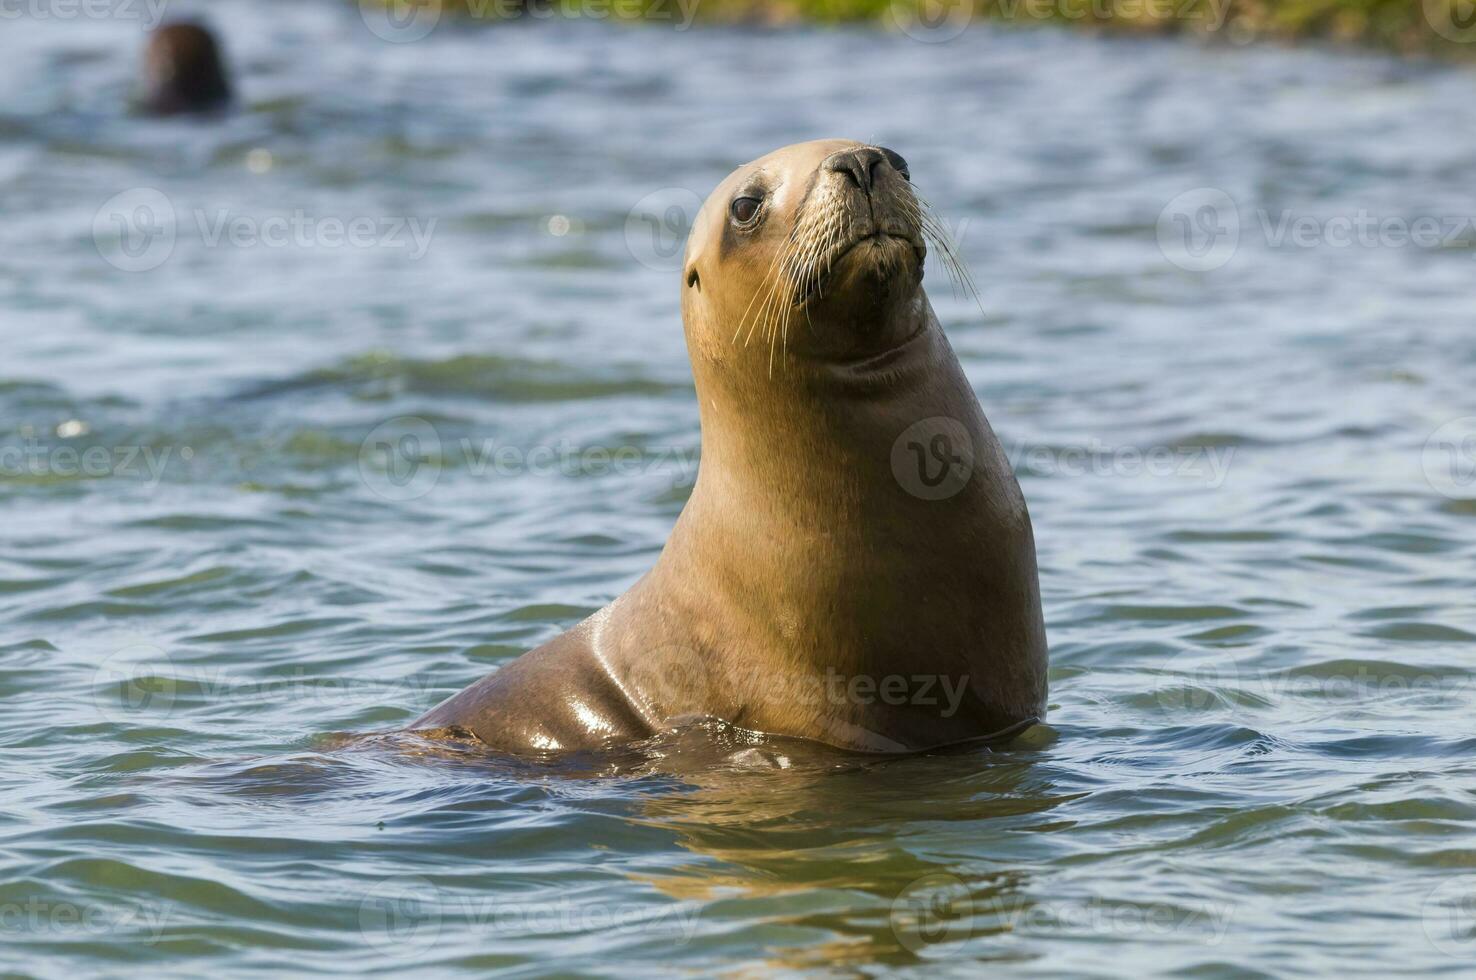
686 267 700 290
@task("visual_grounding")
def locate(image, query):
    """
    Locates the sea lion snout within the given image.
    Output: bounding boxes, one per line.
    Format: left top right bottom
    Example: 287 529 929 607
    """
804 147 926 315
812 145 923 254
821 146 909 193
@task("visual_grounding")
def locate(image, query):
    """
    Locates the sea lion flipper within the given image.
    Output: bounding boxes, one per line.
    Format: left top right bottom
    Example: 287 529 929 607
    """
408 624 655 754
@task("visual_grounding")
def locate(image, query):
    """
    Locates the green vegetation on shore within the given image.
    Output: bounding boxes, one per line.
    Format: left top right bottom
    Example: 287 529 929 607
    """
373 0 1476 56
719 0 1471 55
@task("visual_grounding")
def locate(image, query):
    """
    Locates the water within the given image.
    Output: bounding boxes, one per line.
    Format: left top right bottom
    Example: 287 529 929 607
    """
3 3 1476 975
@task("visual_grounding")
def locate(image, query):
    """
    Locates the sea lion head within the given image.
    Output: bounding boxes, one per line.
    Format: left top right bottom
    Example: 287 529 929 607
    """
140 22 233 116
682 139 936 368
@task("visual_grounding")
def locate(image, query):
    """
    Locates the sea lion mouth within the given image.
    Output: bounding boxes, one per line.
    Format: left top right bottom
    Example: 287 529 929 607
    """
797 231 926 305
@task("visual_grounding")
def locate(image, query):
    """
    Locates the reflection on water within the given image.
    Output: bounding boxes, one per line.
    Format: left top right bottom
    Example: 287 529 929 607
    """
2 2 1476 976
625 726 1063 972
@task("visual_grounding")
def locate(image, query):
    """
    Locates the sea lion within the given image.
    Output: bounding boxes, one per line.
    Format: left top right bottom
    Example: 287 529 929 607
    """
411 139 1048 754
139 22 233 116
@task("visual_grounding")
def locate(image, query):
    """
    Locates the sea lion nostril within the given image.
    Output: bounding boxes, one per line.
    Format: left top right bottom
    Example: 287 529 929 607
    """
878 147 910 181
823 152 864 189
823 147 888 192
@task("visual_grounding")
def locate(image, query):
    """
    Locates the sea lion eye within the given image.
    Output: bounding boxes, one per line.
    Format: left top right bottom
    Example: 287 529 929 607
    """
730 196 762 224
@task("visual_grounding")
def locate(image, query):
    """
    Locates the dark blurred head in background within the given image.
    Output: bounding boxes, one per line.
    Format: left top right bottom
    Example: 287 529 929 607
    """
140 21 232 116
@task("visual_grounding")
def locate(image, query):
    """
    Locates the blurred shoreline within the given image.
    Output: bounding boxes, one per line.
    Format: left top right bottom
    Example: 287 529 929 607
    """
363 0 1476 58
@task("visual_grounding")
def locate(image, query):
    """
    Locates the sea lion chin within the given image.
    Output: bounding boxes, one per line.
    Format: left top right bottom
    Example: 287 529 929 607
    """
408 139 1049 756
139 22 232 117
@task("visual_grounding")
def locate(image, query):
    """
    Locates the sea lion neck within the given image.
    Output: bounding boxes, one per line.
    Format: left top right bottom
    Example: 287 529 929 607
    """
686 283 932 393
673 295 960 546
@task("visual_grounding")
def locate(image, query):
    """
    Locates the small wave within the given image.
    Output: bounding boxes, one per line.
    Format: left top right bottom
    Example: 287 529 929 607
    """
231 351 685 405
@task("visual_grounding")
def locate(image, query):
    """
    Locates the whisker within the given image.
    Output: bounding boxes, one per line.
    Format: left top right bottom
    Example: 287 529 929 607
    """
913 188 983 316
735 241 791 348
